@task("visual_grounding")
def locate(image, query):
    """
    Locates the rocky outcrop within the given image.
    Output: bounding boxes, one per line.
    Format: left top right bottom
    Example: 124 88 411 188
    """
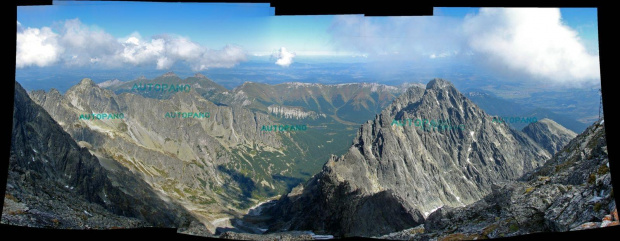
522 118 577 155
268 105 326 120
27 75 303 232
381 119 613 240
3 82 207 232
264 78 551 237
163 71 177 77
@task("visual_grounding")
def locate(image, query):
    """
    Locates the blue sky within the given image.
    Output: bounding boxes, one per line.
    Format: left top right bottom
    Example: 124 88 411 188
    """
16 2 335 53
16 2 601 85
18 2 275 50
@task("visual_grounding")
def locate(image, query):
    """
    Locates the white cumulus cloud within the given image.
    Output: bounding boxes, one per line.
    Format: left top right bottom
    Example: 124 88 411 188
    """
119 33 247 71
16 23 61 68
272 47 295 67
192 44 247 70
15 19 247 71
58 19 123 67
120 33 166 66
463 8 600 84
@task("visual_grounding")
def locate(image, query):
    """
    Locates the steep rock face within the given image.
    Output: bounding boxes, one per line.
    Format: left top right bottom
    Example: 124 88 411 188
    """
3 82 206 232
27 76 301 232
264 78 551 237
267 105 326 120
398 119 613 240
522 118 577 155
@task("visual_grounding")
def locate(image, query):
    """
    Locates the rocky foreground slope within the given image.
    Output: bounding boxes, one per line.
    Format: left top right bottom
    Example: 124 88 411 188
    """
27 77 290 232
377 119 615 240
263 79 553 237
2 82 207 235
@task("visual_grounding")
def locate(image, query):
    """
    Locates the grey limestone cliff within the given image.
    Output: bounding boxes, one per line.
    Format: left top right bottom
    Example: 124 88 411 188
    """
522 118 577 155
27 77 298 232
379 119 614 240
264 78 552 237
3 82 207 234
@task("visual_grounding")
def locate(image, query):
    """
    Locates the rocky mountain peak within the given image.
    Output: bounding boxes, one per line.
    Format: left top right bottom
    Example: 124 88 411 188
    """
425 78 455 90
9 81 207 230
63 77 121 113
49 88 61 95
264 78 551 237
163 71 177 77
412 119 613 240
78 78 96 87
67 78 101 96
522 118 577 155
194 73 206 78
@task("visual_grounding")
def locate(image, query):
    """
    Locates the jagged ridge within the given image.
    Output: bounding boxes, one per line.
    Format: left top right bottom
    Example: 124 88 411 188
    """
264 78 552 237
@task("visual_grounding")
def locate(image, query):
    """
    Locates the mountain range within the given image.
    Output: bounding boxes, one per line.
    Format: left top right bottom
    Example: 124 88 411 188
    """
4 74 611 239
464 89 589 133
263 79 570 237
378 119 615 240
3 82 208 235
24 72 414 232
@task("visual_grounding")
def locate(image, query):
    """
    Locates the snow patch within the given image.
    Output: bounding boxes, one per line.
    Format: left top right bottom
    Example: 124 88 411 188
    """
589 196 603 203
303 231 334 240
234 90 247 100
424 206 443 218
455 195 463 206
87 124 115 138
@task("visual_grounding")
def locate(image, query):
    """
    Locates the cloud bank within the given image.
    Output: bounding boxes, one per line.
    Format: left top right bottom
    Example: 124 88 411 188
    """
16 22 61 68
16 19 247 71
271 47 295 67
463 8 600 84
327 9 600 84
